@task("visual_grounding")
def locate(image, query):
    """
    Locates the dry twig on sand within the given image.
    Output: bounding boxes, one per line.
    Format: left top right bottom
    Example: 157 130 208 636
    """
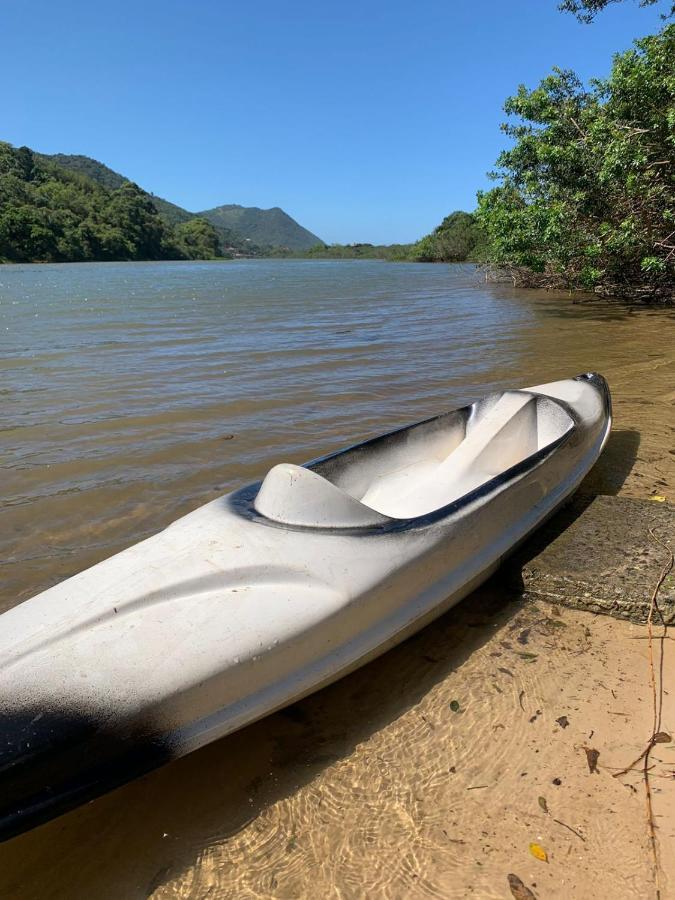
613 524 673 900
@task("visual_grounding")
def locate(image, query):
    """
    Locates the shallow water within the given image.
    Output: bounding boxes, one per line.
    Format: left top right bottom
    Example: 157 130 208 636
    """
2 259 672 610
0 260 673 898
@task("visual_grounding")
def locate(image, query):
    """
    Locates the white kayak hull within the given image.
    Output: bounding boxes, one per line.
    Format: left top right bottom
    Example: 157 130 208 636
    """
0 373 611 839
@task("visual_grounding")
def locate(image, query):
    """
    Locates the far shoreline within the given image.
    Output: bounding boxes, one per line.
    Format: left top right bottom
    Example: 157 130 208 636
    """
3 256 663 307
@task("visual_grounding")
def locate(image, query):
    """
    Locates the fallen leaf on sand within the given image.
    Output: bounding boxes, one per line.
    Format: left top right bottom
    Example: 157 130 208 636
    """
538 796 549 814
556 715 570 729
583 746 600 774
529 842 549 862
653 732 672 743
649 495 666 502
508 873 537 899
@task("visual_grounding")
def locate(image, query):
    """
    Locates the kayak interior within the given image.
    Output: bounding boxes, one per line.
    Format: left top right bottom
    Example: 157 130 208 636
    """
249 389 577 528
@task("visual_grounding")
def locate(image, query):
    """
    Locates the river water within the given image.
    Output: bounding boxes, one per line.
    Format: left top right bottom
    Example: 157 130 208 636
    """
0 260 673 898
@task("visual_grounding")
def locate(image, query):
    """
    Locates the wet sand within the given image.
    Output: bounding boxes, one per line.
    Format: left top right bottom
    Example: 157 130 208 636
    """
1 261 674 898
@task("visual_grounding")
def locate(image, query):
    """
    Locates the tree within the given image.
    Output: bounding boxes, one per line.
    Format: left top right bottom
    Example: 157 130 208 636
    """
101 181 174 259
174 217 221 259
560 0 674 22
410 211 486 262
476 25 675 300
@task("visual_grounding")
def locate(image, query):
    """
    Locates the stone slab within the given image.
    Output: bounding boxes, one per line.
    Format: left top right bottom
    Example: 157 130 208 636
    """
506 495 675 624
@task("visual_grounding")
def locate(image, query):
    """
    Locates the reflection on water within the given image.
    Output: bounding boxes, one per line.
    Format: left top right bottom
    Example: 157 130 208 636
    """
0 260 673 898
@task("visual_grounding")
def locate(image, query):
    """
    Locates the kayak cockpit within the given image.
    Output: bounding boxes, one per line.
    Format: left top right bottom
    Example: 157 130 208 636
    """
254 390 575 527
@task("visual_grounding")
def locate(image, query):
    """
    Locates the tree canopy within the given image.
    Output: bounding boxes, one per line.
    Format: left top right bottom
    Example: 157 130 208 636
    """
174 217 222 260
0 143 223 263
559 0 674 22
476 25 675 300
290 242 412 260
288 220 486 263
410 211 486 263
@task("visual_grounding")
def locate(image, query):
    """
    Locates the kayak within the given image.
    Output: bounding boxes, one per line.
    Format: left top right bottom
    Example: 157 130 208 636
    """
0 372 611 841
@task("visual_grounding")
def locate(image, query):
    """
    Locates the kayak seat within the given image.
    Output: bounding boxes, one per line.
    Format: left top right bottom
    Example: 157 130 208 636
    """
254 463 390 528
360 392 538 518
255 391 573 526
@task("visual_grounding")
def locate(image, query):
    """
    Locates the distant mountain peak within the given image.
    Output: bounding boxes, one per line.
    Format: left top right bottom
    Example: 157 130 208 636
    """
197 203 322 251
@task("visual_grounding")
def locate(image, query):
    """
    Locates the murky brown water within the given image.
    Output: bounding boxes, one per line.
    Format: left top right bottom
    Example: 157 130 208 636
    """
1 260 673 898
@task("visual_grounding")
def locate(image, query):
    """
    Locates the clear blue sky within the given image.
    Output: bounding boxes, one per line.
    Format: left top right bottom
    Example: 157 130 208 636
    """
2 0 666 244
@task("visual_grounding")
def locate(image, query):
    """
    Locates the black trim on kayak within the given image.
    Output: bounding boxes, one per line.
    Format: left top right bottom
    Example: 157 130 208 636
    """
228 429 573 536
0 707 173 843
227 373 611 536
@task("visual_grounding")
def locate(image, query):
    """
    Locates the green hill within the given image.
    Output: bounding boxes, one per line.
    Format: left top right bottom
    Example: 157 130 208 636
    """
44 154 194 227
197 204 322 251
39 153 322 251
42 154 215 231
0 142 224 263
39 153 128 191
38 152 249 251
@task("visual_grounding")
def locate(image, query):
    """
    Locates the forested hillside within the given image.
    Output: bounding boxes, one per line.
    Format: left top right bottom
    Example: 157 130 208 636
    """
38 153 256 252
15 150 324 257
43 153 195 227
198 204 322 251
0 143 222 263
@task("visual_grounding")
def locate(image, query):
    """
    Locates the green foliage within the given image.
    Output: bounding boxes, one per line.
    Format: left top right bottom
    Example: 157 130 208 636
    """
410 211 487 262
43 155 194 229
0 143 229 263
476 25 675 299
292 242 412 260
40 153 128 191
285 215 485 263
559 0 673 23
36 152 260 253
174 217 222 259
0 146 319 261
